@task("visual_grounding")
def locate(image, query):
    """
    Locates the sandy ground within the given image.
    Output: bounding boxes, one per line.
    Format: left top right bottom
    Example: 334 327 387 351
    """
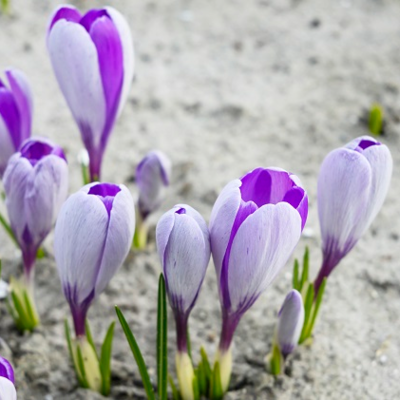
0 0 400 399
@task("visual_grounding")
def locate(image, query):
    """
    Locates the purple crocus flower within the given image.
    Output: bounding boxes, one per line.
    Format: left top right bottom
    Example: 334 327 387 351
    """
156 204 210 352
0 68 33 176
3 137 68 279
54 183 135 337
0 357 16 400
276 290 304 358
137 150 171 220
315 136 392 294
209 167 307 391
47 6 134 181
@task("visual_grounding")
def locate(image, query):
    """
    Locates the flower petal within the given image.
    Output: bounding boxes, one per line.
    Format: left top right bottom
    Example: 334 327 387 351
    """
0 86 20 149
0 377 16 400
105 6 135 117
0 115 15 176
227 202 301 314
0 357 14 383
47 5 82 34
94 185 135 296
48 20 106 151
5 69 33 143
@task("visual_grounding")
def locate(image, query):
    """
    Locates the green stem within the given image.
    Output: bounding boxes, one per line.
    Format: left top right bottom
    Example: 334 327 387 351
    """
133 213 148 250
0 211 18 248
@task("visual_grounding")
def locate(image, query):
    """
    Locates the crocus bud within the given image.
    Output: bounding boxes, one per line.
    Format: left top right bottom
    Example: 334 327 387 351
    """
54 183 135 337
47 6 134 181
3 137 68 278
315 136 392 293
137 150 171 220
0 357 16 400
157 204 210 400
210 167 307 392
0 68 33 176
276 290 304 358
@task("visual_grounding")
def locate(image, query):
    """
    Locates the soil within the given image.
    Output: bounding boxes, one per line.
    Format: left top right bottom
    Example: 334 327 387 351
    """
0 0 400 399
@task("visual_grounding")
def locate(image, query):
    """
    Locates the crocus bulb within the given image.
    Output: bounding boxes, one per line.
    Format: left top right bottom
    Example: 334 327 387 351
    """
3 137 68 278
47 6 134 181
315 136 392 293
0 68 33 176
0 357 16 400
137 150 171 220
54 182 135 337
276 289 304 358
210 167 307 392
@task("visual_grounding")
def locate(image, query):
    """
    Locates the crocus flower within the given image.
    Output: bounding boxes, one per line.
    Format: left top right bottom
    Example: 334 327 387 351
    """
0 68 33 176
0 357 16 400
137 150 171 220
54 183 135 337
3 137 68 279
276 289 304 358
209 167 307 391
47 5 134 181
315 136 392 294
156 204 210 400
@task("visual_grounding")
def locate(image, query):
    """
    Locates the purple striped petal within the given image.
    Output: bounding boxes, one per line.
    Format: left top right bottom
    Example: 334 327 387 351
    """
48 5 81 33
0 86 20 149
0 357 14 383
80 9 109 32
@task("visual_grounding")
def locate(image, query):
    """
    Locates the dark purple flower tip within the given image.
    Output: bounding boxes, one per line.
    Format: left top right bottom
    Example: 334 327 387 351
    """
88 183 121 216
0 357 15 383
175 207 186 215
80 9 110 32
346 136 381 154
20 138 67 166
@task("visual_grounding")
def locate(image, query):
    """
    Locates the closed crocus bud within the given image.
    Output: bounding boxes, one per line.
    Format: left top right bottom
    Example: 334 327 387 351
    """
47 6 134 181
0 68 33 176
277 290 304 358
315 136 392 294
0 357 16 400
156 204 210 400
210 167 307 392
54 182 135 337
3 137 68 278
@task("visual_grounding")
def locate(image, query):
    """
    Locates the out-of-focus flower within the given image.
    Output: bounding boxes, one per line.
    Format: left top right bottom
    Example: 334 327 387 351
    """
0 357 16 400
47 5 134 181
209 167 307 391
156 204 210 400
0 68 33 176
276 289 304 358
315 136 392 293
54 182 135 337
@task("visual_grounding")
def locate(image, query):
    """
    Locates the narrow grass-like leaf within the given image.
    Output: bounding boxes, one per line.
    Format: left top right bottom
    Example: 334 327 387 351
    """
200 347 212 379
76 343 90 388
306 278 327 338
210 361 224 400
269 343 282 376
100 321 115 396
197 360 206 395
369 103 383 136
23 290 36 328
193 374 200 400
65 319 85 387
85 320 98 358
36 247 46 259
157 274 168 400
0 212 18 248
169 375 181 400
187 326 192 361
81 160 90 186
299 283 314 344
300 247 309 291
5 298 18 322
11 291 27 327
292 259 299 290
115 306 155 400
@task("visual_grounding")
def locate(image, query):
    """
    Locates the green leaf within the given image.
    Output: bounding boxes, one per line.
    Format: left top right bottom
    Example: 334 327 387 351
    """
187 326 192 362
85 320 98 359
23 290 36 327
115 306 155 400
0 0 10 14
299 283 315 344
157 274 168 400
65 320 85 387
11 291 27 328
209 361 224 400
306 278 327 338
269 343 282 375
76 343 90 388
81 159 90 185
169 375 181 400
192 373 200 400
0 211 18 248
292 259 299 290
100 321 115 396
369 103 384 136
36 247 46 259
300 247 309 291
197 360 207 396
200 347 212 379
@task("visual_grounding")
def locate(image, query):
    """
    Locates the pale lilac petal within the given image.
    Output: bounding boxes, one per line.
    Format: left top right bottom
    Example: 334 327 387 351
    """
48 20 106 151
318 148 372 256
227 203 301 313
5 69 33 143
277 290 304 357
105 6 134 117
54 191 108 304
0 115 15 176
0 377 16 400
94 185 135 295
209 179 241 280
47 5 81 34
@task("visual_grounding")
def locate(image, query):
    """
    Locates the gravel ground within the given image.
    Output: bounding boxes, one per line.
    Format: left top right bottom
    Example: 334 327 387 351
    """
0 0 400 399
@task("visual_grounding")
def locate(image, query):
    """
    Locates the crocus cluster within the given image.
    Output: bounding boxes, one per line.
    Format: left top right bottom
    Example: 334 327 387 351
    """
0 357 16 400
47 5 134 181
0 68 33 176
